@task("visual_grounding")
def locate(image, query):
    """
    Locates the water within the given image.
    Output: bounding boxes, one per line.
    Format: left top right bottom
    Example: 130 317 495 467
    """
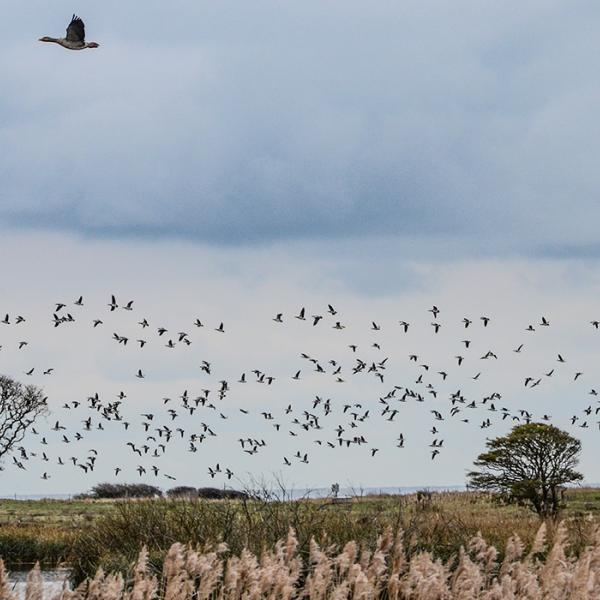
291 485 465 498
7 569 70 599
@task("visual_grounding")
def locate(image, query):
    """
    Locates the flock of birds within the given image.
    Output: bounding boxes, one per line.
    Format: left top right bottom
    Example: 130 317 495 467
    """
1 292 600 487
13 16 598 487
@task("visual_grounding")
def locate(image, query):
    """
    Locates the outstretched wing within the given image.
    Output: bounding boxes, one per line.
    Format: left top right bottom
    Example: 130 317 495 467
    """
66 15 85 43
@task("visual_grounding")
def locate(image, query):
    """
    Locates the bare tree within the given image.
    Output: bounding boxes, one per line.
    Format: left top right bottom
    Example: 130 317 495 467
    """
0 375 48 461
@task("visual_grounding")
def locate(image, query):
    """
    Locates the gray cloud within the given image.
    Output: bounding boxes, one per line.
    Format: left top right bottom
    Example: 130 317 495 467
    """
1 1 599 252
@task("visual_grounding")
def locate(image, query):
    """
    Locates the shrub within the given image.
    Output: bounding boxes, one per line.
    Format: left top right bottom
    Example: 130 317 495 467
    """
70 496 401 583
89 483 162 499
196 487 248 500
166 486 198 498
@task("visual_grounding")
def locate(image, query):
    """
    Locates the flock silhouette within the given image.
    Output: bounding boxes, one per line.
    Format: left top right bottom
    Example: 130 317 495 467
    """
0 294 599 486
17 15 596 489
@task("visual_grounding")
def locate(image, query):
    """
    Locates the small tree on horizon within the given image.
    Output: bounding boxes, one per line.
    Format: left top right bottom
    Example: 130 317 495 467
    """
0 374 47 463
468 422 583 518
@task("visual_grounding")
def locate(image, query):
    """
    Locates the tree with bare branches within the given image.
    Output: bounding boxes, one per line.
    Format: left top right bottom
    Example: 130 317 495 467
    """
0 375 47 463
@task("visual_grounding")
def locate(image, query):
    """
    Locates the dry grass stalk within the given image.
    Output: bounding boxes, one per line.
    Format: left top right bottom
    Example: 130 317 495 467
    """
5 523 600 599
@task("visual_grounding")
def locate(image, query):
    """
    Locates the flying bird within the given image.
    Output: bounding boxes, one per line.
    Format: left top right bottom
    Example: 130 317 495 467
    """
39 15 100 50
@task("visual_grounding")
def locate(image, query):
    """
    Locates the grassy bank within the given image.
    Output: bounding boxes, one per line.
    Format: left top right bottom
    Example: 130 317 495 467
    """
0 489 600 578
5 519 600 599
0 499 113 568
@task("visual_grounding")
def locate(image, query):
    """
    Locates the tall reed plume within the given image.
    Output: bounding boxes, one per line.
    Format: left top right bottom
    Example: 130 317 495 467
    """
3 523 600 599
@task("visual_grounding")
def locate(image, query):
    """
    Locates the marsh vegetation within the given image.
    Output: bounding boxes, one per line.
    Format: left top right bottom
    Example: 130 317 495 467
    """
2 489 600 582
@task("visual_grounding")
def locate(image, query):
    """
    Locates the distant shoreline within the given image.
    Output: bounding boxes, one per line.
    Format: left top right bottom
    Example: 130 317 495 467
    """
3 483 600 501
1 485 464 501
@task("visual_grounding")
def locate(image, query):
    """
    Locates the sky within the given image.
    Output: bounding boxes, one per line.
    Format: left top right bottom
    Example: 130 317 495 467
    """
1 1 600 495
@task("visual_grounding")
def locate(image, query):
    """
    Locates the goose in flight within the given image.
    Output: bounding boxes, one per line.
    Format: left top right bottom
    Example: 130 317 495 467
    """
40 15 100 50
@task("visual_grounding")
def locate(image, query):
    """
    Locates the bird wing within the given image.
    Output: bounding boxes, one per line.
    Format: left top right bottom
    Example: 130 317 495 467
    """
66 15 85 42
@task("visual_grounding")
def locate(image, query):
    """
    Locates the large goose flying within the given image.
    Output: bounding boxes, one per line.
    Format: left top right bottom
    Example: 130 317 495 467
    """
39 15 99 50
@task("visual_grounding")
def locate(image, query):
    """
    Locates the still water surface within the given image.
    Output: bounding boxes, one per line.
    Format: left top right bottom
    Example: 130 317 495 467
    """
8 569 70 598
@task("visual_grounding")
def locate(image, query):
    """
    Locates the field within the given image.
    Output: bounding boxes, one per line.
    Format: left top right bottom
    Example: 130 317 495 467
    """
0 499 114 567
1 488 600 577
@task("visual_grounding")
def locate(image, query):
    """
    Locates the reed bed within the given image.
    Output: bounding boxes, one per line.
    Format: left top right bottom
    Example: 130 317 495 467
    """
68 493 599 584
0 525 74 567
4 522 600 599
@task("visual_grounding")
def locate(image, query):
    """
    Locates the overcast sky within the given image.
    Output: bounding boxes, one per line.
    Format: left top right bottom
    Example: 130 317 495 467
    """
1 1 600 495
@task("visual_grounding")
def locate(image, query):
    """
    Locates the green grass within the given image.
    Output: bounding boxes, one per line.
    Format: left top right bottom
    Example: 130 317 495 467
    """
0 498 115 568
0 498 115 525
562 487 600 514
